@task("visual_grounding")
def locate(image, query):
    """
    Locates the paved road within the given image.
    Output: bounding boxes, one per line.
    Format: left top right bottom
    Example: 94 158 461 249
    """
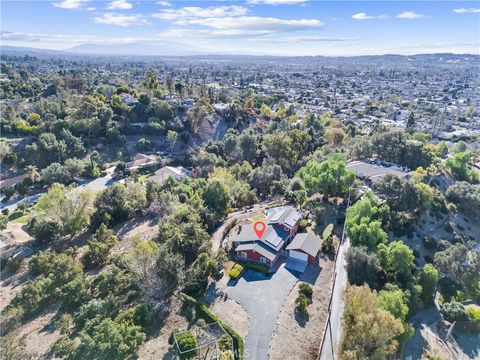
227 264 299 360
0 167 117 212
0 193 42 213
320 191 352 360
320 236 350 360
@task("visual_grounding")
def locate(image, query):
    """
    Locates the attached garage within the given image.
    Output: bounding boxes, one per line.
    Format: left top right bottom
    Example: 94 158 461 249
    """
289 250 308 262
286 232 323 265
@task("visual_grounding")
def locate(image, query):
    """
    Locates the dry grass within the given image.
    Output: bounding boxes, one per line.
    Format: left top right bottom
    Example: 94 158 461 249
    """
12 303 62 358
137 296 190 360
269 256 335 360
210 296 249 340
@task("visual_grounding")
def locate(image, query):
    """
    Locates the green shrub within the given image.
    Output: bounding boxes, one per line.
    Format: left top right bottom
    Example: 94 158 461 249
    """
295 293 309 313
422 236 437 250
229 264 244 279
175 331 197 359
322 223 334 240
239 261 269 274
218 333 233 351
441 301 468 322
321 235 334 255
220 350 235 360
298 219 308 231
299 283 313 298
444 222 454 233
467 306 480 327
2 256 23 274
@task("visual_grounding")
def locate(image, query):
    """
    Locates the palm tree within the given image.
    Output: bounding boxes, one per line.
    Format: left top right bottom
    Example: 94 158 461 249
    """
175 83 184 100
165 74 173 98
24 165 40 183
144 71 159 91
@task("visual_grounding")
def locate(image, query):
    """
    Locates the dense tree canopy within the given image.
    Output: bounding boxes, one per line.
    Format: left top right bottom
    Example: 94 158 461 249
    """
340 285 404 360
296 156 354 196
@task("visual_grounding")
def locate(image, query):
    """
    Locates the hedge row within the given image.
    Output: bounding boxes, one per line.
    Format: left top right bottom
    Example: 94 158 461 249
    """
238 261 269 274
182 294 245 360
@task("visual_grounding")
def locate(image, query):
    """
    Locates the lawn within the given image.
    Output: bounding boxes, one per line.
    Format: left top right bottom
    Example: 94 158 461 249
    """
7 210 30 224
249 212 266 222
11 213 30 224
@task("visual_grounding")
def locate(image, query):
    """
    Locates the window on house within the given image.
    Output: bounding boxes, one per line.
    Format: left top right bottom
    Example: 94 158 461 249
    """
260 257 266 263
241 252 247 258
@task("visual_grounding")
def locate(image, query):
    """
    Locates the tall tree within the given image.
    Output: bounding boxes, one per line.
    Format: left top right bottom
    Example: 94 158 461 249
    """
35 184 94 237
24 164 40 183
165 74 173 97
340 285 404 360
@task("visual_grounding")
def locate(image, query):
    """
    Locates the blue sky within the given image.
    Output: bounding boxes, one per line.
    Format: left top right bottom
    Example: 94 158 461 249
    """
1 0 479 55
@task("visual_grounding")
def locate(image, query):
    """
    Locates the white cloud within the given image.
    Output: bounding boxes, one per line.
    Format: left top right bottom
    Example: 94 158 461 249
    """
107 0 133 10
248 35 360 43
152 6 248 21
453 8 480 14
86 7 96 11
176 16 322 32
352 12 387 20
397 11 424 19
159 28 274 38
156 1 172 6
52 0 89 9
93 13 150 26
247 0 307 5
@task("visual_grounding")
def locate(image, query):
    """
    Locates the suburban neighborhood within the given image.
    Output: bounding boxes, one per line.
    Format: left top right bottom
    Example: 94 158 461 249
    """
1 1 479 359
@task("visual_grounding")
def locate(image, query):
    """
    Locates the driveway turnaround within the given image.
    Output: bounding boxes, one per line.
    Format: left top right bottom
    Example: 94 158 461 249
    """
227 263 299 360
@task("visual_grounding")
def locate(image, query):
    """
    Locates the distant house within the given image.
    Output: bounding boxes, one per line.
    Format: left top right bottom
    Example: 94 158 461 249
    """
229 206 321 269
183 98 194 107
346 160 409 184
119 92 137 105
149 166 192 184
126 153 158 171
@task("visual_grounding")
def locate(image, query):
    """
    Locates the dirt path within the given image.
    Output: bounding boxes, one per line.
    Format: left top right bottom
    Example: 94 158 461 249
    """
269 257 335 360
1 222 33 245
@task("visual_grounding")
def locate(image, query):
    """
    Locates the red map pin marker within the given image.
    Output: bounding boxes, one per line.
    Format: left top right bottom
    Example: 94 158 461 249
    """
253 221 266 239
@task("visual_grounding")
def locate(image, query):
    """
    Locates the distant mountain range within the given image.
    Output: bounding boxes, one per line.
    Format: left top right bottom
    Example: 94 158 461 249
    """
67 41 209 56
1 45 479 64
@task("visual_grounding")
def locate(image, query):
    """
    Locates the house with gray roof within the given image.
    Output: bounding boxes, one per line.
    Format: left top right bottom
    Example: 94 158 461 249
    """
149 166 191 184
229 206 312 269
286 232 323 264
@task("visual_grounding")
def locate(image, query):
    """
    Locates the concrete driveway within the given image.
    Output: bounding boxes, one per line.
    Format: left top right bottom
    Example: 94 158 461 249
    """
227 263 299 360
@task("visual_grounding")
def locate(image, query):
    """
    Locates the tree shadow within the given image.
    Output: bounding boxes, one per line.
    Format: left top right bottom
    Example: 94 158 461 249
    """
300 261 322 285
294 308 309 327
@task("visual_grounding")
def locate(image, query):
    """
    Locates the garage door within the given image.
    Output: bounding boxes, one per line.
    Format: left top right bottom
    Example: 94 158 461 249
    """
289 250 308 262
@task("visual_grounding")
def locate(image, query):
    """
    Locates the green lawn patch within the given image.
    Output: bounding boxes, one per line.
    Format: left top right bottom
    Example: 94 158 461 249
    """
11 213 30 224
249 212 266 222
7 210 30 224
137 174 150 183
